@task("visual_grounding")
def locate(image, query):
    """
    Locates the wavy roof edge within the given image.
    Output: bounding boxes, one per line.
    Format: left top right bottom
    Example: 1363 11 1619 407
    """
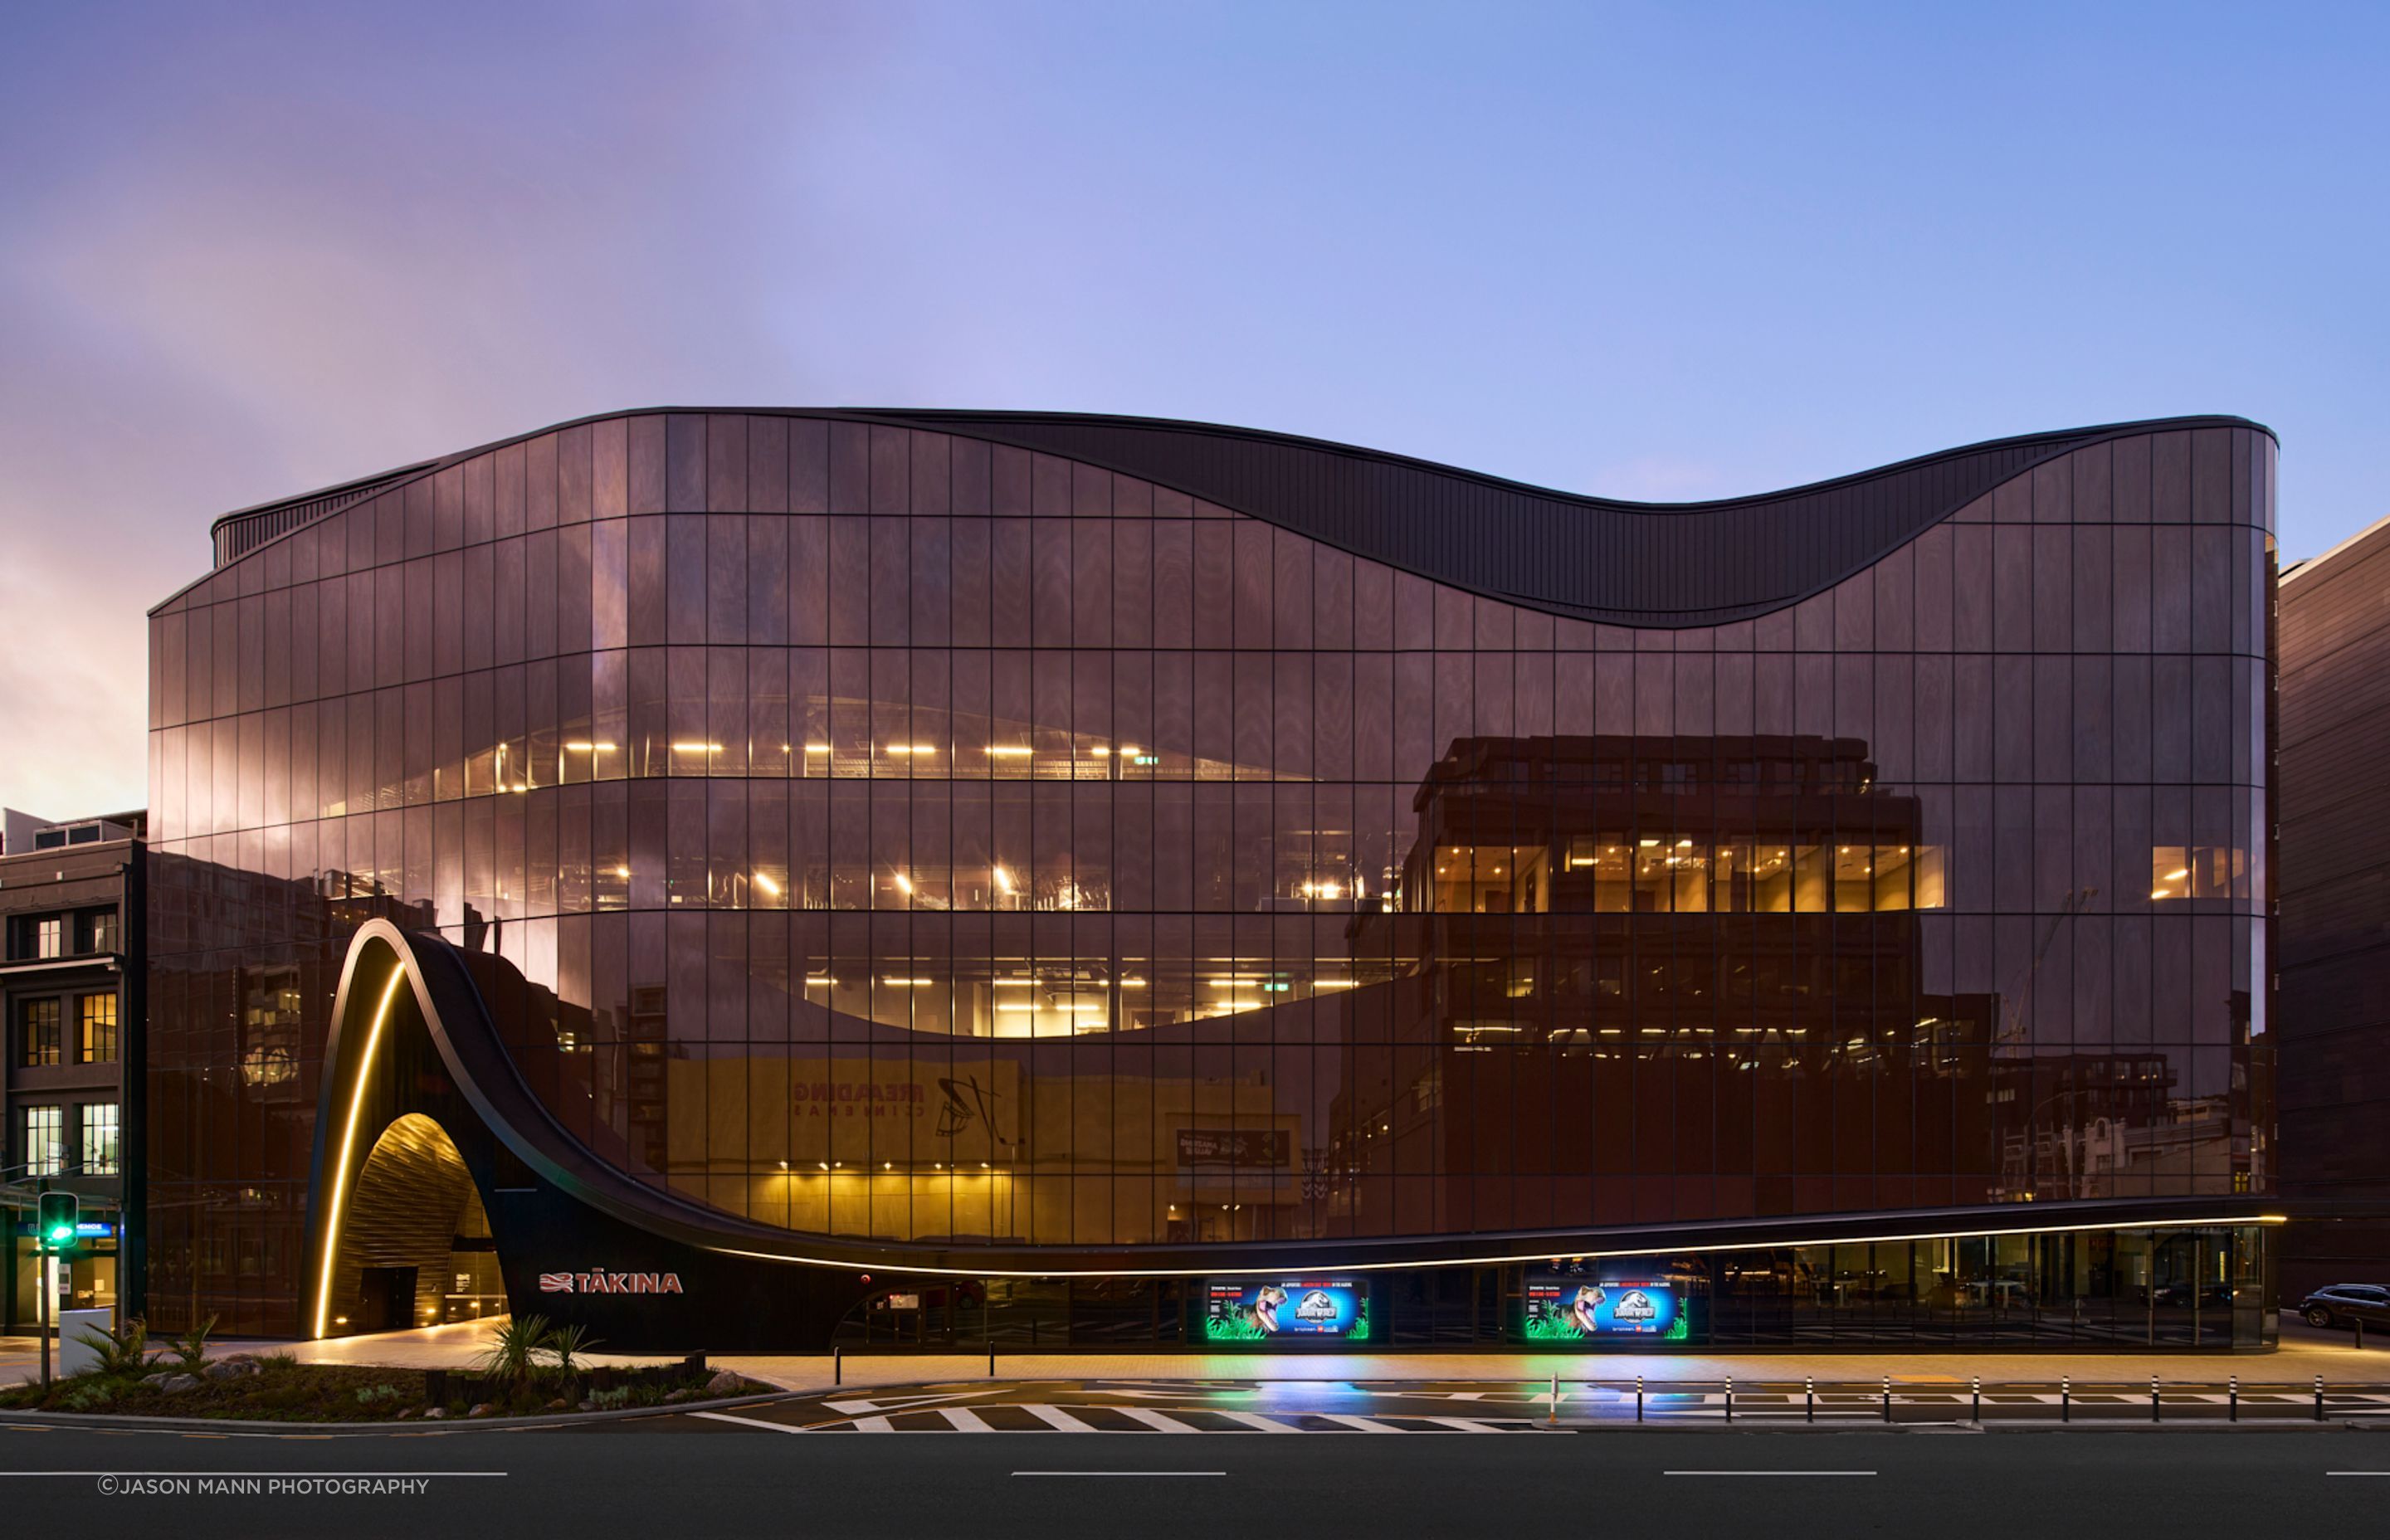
178 409 2274 626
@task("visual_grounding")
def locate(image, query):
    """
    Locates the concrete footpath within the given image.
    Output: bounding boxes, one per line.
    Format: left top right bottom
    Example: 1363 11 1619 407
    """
198 1319 2390 1396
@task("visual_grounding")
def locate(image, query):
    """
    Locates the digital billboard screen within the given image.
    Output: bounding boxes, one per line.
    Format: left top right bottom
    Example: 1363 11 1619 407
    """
1203 1279 1369 1342
1522 1276 1686 1341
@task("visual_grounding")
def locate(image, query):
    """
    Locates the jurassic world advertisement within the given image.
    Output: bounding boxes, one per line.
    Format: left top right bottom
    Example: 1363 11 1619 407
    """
1202 1279 1371 1342
1521 1274 1688 1341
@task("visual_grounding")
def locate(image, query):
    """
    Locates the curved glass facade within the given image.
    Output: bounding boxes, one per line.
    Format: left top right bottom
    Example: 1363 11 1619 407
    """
145 412 2276 1337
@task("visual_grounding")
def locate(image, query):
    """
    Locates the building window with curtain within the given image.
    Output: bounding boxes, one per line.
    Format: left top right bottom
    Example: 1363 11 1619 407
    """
34 916 62 959
20 998 61 1066
80 1104 120 1176
79 992 117 1063
22 1105 64 1177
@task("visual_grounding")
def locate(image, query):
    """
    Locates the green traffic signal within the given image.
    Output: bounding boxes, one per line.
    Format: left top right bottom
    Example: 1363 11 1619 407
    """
37 1191 78 1247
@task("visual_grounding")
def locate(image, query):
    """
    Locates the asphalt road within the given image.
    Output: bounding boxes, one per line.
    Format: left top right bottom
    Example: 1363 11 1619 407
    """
5 1425 2389 1538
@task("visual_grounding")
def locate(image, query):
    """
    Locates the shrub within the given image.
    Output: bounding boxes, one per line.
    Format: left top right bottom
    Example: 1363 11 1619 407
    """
473 1314 551 1388
585 1386 634 1411
63 1383 115 1412
355 1382 403 1406
544 1321 600 1376
170 1313 220 1372
71 1317 154 1377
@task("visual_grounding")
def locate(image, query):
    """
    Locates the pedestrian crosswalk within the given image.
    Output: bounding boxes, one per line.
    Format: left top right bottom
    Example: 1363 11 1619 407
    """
813 1404 1542 1434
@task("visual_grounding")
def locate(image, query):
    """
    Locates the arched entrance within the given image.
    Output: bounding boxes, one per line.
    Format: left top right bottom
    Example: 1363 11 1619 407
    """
324 1114 505 1334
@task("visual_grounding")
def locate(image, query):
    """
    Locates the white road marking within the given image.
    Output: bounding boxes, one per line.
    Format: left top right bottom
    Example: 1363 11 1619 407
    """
939 1408 995 1431
1422 1416 1505 1432
1012 1470 1224 1478
851 1416 895 1432
1213 1411 1304 1433
690 1411 806 1435
1314 1413 1406 1432
1116 1407 1201 1433
1021 1405 1099 1432
1666 1470 1877 1478
2327 1472 2390 1477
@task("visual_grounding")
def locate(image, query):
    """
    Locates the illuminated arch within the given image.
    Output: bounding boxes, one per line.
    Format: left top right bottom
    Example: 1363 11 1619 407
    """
310 963 407 1338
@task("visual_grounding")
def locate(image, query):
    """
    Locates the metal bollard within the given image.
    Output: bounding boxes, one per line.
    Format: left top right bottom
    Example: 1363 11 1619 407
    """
1805 1375 1814 1423
988 1343 996 1377
1971 1375 1981 1424
1636 1375 1645 1423
1883 1374 1892 1424
2316 1375 2325 1422
1724 1376 1734 1423
2229 1375 2237 1423
2061 1375 2070 1423
2151 1374 2160 1423
1550 1372 1560 1425
834 1345 842 1386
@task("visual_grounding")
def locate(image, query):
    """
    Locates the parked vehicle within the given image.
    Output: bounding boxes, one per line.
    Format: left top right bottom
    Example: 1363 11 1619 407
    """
2299 1284 2390 1330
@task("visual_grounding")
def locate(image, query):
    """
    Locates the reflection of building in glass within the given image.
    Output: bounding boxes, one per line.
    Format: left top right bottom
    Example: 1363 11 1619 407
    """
144 410 2280 1348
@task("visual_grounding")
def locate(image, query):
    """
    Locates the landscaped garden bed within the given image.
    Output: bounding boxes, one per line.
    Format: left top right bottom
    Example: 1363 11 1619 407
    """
0 1313 759 1422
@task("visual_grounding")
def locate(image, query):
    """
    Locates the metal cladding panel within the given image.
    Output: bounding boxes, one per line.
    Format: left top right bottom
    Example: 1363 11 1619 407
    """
183 408 2273 630
853 412 2226 626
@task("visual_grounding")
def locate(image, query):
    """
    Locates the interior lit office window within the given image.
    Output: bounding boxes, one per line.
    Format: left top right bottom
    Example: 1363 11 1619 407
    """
34 916 61 959
19 998 61 1067
22 1105 64 1177
90 911 120 954
79 994 117 1064
80 1104 120 1177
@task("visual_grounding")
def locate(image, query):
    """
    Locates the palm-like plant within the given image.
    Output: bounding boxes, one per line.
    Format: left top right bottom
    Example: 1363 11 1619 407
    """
544 1321 600 1377
472 1313 550 1386
72 1316 153 1377
171 1313 219 1372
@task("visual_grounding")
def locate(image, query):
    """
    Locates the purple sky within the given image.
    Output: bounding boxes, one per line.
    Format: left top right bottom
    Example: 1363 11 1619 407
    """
3 2 2383 818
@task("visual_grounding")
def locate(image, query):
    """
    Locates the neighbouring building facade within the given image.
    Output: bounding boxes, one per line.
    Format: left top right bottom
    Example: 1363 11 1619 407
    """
2 809 143 1329
144 410 2279 1349
2277 514 2390 1303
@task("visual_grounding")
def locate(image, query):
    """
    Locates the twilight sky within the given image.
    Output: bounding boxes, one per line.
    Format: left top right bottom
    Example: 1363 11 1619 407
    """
2 1 2383 819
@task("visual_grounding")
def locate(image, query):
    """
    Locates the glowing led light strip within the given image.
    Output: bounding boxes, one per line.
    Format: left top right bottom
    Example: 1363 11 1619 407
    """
703 1212 2287 1281
311 966 407 1338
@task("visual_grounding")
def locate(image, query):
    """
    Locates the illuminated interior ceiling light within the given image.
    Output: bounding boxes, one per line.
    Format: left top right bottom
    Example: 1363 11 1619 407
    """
313 965 408 1339
1119 977 1148 988
1638 838 1659 847
818 1162 830 1171
2165 868 2190 880
1676 839 1693 848
886 743 938 756
671 742 723 753
991 977 1036 987
1207 976 1261 986
804 974 833 987
1090 746 1111 757
2150 888 2173 899
993 1002 1043 1012
882 976 933 987
1312 978 1355 989
751 871 781 896
613 865 631 879
993 865 1015 894
563 742 617 753
803 743 832 753
984 745 1033 758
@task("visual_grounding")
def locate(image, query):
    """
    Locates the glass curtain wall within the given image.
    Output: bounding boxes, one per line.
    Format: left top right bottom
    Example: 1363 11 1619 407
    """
144 414 2276 1334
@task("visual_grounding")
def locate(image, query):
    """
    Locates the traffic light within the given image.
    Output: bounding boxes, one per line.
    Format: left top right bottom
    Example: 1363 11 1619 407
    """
37 1191 78 1249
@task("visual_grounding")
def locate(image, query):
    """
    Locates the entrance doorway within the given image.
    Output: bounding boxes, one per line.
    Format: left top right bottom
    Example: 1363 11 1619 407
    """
325 1114 503 1335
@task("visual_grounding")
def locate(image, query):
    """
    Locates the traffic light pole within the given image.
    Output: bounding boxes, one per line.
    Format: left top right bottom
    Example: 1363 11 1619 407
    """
36 1177 50 1390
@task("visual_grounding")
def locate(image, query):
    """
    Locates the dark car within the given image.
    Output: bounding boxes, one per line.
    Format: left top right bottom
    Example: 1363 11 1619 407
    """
2299 1284 2390 1330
